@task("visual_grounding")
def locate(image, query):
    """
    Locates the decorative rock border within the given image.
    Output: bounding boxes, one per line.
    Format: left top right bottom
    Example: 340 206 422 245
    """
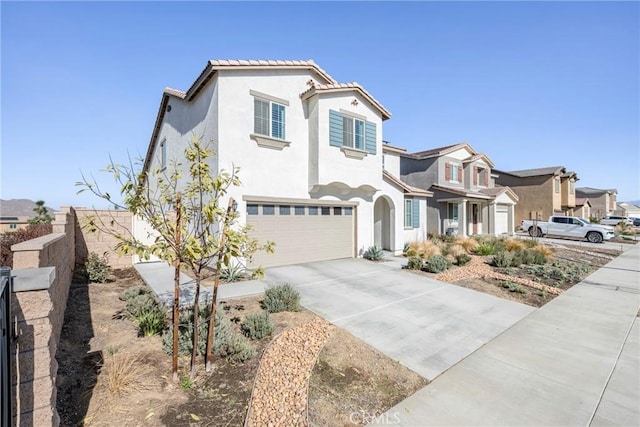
245 318 332 426
435 256 563 295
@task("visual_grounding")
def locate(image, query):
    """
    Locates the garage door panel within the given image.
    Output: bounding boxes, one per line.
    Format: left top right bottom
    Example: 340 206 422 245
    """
248 204 354 268
495 205 509 235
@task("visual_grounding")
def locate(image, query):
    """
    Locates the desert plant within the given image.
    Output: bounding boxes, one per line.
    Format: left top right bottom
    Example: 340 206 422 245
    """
501 281 527 294
403 242 410 255
474 242 496 256
263 283 301 313
125 294 157 319
492 251 513 268
503 238 525 252
136 306 167 337
426 255 449 273
406 256 424 270
86 251 111 283
223 334 256 362
455 253 472 266
456 236 479 253
446 244 466 257
241 312 274 339
220 264 246 282
364 245 385 261
119 284 150 301
104 351 147 396
407 240 441 259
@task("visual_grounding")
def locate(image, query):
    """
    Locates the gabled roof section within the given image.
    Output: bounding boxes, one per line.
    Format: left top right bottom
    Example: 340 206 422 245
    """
383 170 432 197
462 153 495 168
478 186 519 202
575 198 591 207
431 184 492 200
382 142 407 155
576 187 618 195
300 82 391 120
407 142 477 160
186 59 337 101
494 166 566 178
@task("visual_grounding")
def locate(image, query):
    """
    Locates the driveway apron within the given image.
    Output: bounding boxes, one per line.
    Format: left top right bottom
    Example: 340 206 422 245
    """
264 258 534 381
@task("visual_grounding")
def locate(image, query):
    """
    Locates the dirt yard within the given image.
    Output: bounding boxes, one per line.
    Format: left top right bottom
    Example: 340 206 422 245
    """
56 269 425 426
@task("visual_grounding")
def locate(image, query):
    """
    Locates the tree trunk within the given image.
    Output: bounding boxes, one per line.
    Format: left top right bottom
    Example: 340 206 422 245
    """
173 193 182 382
205 198 234 372
190 274 201 380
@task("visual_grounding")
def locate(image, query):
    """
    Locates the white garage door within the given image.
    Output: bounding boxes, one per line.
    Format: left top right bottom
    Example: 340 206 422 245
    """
246 201 355 268
495 205 509 235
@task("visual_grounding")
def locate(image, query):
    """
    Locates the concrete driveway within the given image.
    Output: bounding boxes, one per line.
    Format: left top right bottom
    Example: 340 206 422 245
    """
264 258 534 381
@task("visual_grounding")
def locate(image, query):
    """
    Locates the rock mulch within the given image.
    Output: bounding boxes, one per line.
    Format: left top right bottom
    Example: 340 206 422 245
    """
435 256 563 295
245 318 332 427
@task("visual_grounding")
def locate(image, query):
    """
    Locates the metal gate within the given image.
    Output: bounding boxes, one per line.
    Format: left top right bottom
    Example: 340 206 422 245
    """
0 266 13 427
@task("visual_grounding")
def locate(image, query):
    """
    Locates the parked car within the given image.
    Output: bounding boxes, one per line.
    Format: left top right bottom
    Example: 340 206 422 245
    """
520 216 615 243
633 218 640 227
600 216 633 226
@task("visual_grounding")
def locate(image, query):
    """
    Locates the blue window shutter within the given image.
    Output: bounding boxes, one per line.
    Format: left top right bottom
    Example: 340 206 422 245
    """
412 199 420 228
365 121 376 154
329 110 343 147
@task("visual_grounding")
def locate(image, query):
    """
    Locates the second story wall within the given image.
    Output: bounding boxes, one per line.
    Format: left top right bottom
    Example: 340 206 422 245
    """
400 157 438 190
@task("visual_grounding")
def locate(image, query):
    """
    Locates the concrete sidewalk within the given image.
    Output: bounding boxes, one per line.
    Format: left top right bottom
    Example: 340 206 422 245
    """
377 244 640 426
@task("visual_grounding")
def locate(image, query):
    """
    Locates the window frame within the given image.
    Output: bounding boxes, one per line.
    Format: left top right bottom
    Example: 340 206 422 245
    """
404 199 413 228
159 138 167 171
342 115 365 150
253 96 287 140
555 178 560 193
450 164 460 183
448 203 459 221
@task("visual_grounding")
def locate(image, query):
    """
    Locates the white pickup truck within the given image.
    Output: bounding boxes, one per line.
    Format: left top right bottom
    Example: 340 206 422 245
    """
520 216 615 243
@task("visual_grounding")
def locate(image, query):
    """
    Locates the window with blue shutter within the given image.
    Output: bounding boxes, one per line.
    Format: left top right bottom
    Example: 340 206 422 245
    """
412 199 420 228
404 199 413 228
254 97 286 140
329 110 377 153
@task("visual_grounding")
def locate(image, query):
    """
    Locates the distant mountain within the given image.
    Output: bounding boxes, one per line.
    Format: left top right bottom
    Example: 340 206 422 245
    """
0 199 55 217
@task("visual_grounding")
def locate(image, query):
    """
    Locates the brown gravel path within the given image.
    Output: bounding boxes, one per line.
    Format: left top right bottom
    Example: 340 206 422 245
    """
435 256 563 295
246 318 332 427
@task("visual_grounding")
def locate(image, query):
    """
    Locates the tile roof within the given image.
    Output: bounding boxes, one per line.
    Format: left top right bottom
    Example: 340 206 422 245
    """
495 166 565 178
409 143 465 159
300 82 391 120
431 185 492 199
207 59 337 84
462 153 495 168
163 87 186 99
576 187 617 195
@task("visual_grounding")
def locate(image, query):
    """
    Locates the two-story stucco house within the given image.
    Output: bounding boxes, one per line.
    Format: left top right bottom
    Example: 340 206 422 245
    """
387 142 518 236
493 166 578 224
575 187 617 219
140 60 432 267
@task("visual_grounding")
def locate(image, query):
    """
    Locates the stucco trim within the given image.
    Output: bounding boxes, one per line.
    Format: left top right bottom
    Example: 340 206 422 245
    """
250 134 291 150
340 146 367 159
249 89 290 106
339 108 368 121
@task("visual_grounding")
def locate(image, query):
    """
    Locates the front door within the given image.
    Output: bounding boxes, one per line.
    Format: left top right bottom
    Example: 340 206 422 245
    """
472 204 478 235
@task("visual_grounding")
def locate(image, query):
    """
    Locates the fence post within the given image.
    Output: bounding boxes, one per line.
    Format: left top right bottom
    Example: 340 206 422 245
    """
0 266 12 427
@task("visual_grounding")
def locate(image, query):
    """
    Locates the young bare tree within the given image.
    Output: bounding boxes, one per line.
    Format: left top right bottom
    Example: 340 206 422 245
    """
78 135 272 379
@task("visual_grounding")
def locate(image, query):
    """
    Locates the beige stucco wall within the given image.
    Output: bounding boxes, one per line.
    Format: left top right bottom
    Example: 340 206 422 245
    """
75 209 134 269
496 174 555 224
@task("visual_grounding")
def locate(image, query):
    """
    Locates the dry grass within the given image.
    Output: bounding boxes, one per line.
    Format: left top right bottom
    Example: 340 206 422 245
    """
534 244 554 258
104 351 149 396
456 236 479 253
447 244 466 257
407 240 442 259
503 238 525 252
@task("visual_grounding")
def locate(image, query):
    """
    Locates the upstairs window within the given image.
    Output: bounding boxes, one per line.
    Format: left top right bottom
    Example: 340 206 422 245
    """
474 166 489 186
445 162 462 183
570 180 575 194
329 110 376 154
254 98 286 140
159 139 167 170
555 178 560 193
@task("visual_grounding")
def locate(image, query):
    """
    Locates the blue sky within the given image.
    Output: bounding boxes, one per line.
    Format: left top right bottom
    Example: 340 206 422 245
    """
2 1 638 210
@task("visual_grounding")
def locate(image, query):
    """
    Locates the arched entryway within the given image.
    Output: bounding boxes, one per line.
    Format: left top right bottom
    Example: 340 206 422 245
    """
374 196 394 251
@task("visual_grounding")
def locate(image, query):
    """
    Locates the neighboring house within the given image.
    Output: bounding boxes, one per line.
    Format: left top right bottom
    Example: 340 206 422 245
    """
574 198 592 220
616 202 640 219
140 59 432 267
390 142 519 236
575 187 617 219
493 166 578 224
0 216 30 233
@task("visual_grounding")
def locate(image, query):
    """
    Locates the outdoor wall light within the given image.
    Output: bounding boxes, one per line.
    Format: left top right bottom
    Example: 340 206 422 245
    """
232 200 238 212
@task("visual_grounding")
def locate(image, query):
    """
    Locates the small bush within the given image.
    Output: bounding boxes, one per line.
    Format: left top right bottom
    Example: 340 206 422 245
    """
263 283 301 313
86 251 111 283
503 239 525 252
136 306 166 336
456 236 479 253
492 251 513 268
241 312 274 339
364 245 385 261
403 242 410 255
104 351 147 396
119 285 149 301
406 256 424 270
426 255 449 273
407 240 441 259
475 242 496 256
535 245 554 258
501 281 527 294
224 334 256 363
455 253 472 266
221 264 246 282
125 294 157 319
447 244 466 257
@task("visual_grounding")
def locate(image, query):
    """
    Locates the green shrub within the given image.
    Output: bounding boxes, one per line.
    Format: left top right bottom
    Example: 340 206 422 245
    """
86 251 111 283
221 264 245 282
136 306 166 336
263 283 301 313
125 294 157 319
531 250 548 265
475 242 496 256
492 251 513 268
241 312 274 339
403 242 410 255
426 255 449 273
119 284 149 301
224 334 256 363
455 253 472 266
364 245 385 261
501 281 527 294
406 256 424 270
